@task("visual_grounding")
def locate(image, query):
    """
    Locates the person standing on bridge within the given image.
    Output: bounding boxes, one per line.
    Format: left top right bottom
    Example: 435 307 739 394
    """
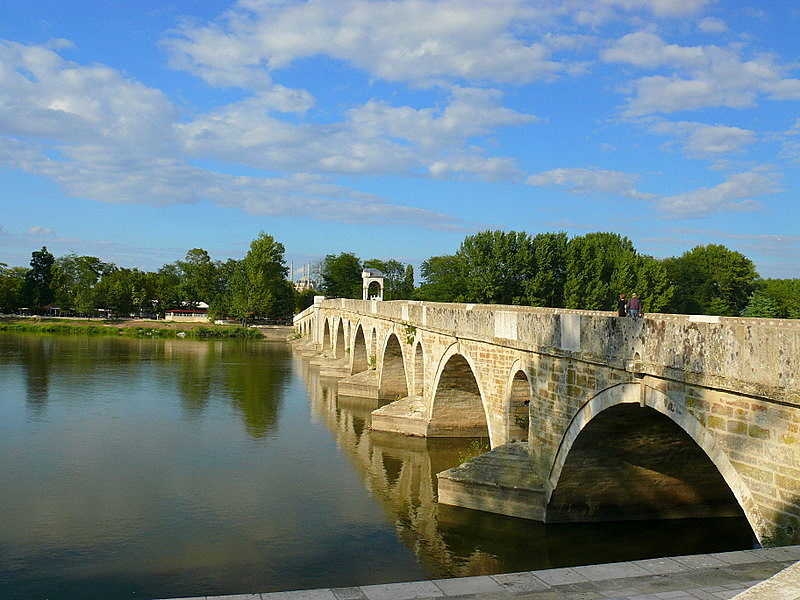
617 293 627 317
627 293 642 318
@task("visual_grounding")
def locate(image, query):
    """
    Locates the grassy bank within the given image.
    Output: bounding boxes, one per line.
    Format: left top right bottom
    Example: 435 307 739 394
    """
0 319 263 339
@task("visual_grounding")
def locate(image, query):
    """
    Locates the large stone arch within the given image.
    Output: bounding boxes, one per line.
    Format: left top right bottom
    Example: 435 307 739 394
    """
427 344 489 438
504 360 531 444
546 382 762 541
351 324 369 375
379 333 408 399
334 319 346 359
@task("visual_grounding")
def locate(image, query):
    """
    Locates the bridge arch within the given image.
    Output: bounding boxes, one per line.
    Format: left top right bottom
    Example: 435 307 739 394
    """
412 342 424 397
505 361 531 444
351 324 368 374
334 319 346 358
379 333 408 399
428 345 489 438
322 319 332 353
546 382 762 540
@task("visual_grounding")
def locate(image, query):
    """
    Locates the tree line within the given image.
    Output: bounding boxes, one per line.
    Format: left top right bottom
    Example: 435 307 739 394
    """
0 232 295 322
1 229 797 320
318 231 798 319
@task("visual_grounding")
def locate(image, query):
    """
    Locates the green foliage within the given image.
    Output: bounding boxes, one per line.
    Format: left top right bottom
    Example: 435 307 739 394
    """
294 287 319 313
741 292 780 318
564 233 635 309
523 232 568 307
177 248 220 308
229 232 292 321
664 244 758 316
415 254 466 302
458 230 536 305
0 265 26 313
750 278 800 318
320 252 362 299
0 321 261 339
22 246 55 311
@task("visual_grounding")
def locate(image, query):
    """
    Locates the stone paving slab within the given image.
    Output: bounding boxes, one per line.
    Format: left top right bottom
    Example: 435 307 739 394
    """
154 546 800 600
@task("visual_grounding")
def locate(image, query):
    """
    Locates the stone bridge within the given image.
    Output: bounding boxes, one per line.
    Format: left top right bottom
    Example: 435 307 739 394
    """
293 298 800 546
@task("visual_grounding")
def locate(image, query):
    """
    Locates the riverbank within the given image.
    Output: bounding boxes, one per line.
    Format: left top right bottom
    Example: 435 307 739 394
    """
0 317 292 339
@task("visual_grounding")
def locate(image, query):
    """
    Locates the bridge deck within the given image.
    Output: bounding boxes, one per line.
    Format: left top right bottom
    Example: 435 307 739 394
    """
156 546 800 600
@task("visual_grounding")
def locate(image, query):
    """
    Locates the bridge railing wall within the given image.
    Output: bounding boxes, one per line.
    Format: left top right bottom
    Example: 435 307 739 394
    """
314 298 799 402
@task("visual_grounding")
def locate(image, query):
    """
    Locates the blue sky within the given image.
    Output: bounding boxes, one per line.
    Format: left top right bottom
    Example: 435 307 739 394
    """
1 0 798 279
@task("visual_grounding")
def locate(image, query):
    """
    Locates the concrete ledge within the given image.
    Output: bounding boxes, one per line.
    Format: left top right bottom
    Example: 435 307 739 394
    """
155 546 800 600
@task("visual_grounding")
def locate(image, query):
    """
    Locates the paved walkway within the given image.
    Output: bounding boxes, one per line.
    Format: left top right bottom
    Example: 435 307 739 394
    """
157 546 800 600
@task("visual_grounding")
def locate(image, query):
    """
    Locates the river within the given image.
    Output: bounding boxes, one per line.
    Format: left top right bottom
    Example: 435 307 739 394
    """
0 334 754 600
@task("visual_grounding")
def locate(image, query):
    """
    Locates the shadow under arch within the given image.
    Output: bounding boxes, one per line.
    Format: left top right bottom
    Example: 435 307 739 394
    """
546 382 761 542
334 318 346 359
351 324 368 375
428 344 489 439
322 318 332 353
379 333 408 399
504 359 531 444
413 342 424 397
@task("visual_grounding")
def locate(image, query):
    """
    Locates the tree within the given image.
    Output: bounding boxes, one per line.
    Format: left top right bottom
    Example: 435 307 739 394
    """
750 279 800 319
177 248 219 307
51 254 113 314
229 232 292 321
524 232 568 308
563 233 636 310
0 264 26 313
320 252 362 299
458 230 536 305
22 246 55 312
415 254 465 302
664 245 758 316
741 292 780 318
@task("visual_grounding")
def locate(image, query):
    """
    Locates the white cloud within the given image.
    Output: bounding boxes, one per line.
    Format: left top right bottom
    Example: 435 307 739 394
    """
649 120 757 157
26 226 55 236
526 167 655 200
0 40 177 150
178 86 535 179
698 17 727 33
166 0 569 88
602 32 800 114
656 169 780 215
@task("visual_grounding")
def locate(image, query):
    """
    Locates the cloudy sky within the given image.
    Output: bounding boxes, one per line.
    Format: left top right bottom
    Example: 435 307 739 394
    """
1 0 798 279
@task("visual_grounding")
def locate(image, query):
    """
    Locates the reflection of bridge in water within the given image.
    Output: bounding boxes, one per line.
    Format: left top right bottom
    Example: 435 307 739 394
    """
294 298 800 548
291 350 755 577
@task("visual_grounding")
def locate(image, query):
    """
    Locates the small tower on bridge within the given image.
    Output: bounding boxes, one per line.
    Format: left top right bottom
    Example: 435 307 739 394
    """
362 268 385 301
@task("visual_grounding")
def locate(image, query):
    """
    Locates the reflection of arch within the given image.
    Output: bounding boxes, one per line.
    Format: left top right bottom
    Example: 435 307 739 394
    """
506 364 531 443
547 383 759 538
322 319 332 352
335 319 346 358
351 325 368 374
413 342 424 396
379 334 408 398
429 346 488 438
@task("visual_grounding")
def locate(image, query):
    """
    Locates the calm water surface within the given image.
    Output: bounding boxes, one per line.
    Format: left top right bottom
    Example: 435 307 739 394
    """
0 334 754 600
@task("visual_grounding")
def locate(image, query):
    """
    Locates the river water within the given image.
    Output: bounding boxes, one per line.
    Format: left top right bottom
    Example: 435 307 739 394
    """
0 334 754 600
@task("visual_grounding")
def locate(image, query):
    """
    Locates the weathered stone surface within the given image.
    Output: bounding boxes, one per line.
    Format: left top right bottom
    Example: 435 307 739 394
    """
295 299 800 546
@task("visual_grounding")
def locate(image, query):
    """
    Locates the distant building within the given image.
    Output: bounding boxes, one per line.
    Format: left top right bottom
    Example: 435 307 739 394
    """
295 276 317 291
164 308 210 323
